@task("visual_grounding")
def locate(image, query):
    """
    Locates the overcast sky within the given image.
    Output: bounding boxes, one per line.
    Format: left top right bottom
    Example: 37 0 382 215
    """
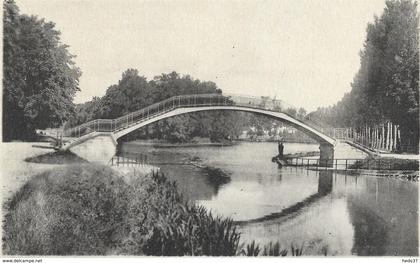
17 0 386 112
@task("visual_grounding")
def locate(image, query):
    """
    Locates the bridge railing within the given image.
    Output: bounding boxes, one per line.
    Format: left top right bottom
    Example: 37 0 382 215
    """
63 93 305 138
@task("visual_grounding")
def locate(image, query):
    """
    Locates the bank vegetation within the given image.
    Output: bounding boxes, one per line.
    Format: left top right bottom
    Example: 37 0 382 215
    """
3 164 310 256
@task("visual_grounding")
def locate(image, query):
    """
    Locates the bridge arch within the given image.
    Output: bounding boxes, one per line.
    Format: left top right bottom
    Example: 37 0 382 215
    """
114 106 335 146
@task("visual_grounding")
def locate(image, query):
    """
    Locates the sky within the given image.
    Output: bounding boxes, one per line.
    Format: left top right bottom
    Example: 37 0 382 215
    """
17 0 387 112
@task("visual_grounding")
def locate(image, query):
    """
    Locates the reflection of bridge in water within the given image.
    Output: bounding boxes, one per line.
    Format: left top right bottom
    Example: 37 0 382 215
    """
235 170 333 224
59 94 335 165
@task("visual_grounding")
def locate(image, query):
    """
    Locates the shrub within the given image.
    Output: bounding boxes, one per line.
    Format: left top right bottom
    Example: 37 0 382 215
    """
122 171 241 256
3 164 127 255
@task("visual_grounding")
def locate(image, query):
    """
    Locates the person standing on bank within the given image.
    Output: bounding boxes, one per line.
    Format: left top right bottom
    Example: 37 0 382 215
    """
278 139 284 159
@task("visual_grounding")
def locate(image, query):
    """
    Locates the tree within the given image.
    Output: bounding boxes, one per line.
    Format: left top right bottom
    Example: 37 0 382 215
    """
65 96 102 128
96 69 152 119
284 108 297 118
3 0 81 141
297 107 307 120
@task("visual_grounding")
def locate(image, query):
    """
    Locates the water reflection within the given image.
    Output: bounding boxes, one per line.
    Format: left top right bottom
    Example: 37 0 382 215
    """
344 175 418 256
238 171 333 224
318 171 333 195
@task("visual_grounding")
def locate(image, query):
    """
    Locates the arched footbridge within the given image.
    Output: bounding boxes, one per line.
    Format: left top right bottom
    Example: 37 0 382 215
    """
61 94 336 165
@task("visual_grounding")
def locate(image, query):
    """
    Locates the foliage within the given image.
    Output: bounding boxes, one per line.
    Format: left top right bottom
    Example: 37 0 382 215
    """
143 204 241 256
65 97 102 128
309 0 419 149
118 170 242 256
96 69 153 119
244 113 315 143
3 0 81 141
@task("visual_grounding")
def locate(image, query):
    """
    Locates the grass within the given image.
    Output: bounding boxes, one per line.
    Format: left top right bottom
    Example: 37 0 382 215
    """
239 241 305 256
3 164 127 255
3 163 313 256
349 156 419 171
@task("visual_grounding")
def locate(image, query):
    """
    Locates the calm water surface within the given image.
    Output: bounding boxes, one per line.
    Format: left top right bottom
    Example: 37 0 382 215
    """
121 142 418 256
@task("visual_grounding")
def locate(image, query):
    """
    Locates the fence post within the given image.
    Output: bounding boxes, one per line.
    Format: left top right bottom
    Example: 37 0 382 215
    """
345 159 348 170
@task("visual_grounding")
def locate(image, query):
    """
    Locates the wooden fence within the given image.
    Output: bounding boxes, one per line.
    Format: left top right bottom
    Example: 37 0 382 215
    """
324 122 408 153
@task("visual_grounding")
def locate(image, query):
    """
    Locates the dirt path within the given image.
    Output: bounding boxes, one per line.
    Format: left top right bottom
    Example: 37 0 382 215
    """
0 142 60 205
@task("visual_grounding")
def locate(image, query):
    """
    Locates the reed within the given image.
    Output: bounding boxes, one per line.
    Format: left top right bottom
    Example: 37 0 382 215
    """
240 240 260 256
262 241 288 256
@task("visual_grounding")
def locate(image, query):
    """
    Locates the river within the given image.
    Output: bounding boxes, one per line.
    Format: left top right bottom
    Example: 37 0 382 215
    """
120 141 418 256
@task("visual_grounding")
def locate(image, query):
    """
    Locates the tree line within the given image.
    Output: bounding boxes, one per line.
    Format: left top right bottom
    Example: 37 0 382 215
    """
308 0 419 151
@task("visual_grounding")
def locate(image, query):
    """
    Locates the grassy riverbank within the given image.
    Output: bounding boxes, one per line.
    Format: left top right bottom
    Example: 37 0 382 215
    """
3 164 240 255
3 163 310 256
124 138 236 148
349 156 419 171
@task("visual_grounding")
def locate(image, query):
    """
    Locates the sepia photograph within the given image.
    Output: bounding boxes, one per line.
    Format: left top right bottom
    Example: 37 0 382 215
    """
1 0 419 260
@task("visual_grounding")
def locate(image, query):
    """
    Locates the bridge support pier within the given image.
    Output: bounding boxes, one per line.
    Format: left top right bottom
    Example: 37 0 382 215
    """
69 134 117 164
319 143 334 167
